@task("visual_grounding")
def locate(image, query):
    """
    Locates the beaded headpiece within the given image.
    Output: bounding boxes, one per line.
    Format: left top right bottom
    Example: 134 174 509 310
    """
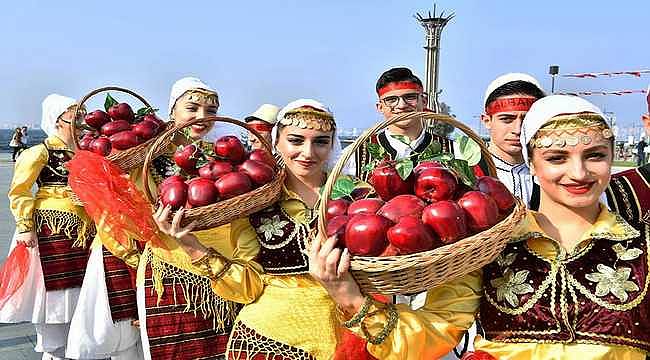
279 106 335 132
530 113 613 149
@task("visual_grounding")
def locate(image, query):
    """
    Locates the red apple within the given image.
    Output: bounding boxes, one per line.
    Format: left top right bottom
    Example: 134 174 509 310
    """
422 201 468 244
100 120 131 137
378 244 401 257
84 110 111 129
347 198 384 216
238 159 274 186
143 114 165 127
326 199 351 221
187 178 219 207
108 103 135 123
377 194 425 223
248 149 275 167
198 160 233 181
344 214 391 256
173 144 202 173
369 161 414 201
160 181 188 210
158 175 186 195
476 176 516 215
457 191 499 232
326 215 349 248
350 187 372 200
89 137 112 156
413 160 444 175
215 172 252 199
214 136 246 164
387 216 437 254
414 167 458 203
78 134 95 150
109 130 142 150
133 120 159 141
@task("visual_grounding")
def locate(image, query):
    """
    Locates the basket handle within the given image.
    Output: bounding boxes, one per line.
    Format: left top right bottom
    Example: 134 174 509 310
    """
317 111 497 236
72 86 153 149
141 115 275 204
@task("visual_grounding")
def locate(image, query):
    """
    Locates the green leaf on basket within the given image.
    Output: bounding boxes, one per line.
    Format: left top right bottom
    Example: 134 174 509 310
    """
390 134 411 146
432 153 455 163
367 143 386 160
455 134 482 166
395 158 414 180
331 176 355 200
136 107 157 117
419 141 443 161
450 159 477 187
104 93 118 112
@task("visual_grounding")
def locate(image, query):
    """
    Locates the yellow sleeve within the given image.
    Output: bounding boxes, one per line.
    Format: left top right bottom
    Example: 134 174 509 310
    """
346 271 482 360
96 225 141 268
191 217 264 304
8 145 48 232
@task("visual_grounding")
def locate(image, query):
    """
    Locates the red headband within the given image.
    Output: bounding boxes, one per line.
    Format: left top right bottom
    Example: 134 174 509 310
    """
486 97 536 115
248 122 274 132
377 81 423 97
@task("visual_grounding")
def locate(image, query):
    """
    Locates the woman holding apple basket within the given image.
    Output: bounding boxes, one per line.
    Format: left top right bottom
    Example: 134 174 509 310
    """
309 95 649 359
2 94 95 359
153 99 353 359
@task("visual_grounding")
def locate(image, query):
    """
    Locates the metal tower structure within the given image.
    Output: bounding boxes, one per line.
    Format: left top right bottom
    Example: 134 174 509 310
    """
415 4 454 113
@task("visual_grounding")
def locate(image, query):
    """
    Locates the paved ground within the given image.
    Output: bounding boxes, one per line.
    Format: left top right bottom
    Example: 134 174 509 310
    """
0 151 634 359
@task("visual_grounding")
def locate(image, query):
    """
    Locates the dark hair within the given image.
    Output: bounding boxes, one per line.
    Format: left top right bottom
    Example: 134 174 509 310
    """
485 80 545 109
376 67 423 95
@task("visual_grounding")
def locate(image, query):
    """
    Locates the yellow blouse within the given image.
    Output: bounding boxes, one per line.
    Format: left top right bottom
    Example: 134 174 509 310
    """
347 206 647 360
8 135 93 244
194 188 341 359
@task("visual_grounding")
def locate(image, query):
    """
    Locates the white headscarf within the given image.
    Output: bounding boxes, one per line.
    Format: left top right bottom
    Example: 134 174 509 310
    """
41 94 76 137
273 99 343 172
483 73 544 108
167 77 217 117
521 95 606 164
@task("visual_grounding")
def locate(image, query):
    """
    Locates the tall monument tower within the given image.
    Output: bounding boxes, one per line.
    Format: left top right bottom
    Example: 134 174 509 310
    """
415 4 454 113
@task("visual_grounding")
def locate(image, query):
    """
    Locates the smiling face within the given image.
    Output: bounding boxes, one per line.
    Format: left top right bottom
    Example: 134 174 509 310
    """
530 118 613 211
171 90 219 140
376 87 426 130
275 124 333 180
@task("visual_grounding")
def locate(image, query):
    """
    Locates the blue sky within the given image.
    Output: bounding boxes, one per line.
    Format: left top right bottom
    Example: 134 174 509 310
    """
1 0 648 136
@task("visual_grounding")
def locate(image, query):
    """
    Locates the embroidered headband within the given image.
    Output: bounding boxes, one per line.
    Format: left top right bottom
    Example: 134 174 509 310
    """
530 113 613 149
279 106 335 132
183 89 219 106
486 97 536 115
377 81 423 97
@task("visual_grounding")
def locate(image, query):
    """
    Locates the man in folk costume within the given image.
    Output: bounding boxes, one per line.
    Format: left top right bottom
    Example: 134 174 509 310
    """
244 103 279 150
481 73 546 209
606 87 650 229
351 67 454 178
3 94 95 359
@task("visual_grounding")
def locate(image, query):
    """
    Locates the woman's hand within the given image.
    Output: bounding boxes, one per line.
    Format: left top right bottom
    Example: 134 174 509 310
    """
16 231 37 248
309 233 365 316
152 205 206 260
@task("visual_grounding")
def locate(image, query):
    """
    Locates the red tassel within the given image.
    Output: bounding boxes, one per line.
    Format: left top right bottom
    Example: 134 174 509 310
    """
0 244 31 309
66 151 165 249
461 350 498 360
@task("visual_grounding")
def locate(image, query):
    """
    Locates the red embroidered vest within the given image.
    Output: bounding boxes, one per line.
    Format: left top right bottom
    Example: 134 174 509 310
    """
480 222 650 352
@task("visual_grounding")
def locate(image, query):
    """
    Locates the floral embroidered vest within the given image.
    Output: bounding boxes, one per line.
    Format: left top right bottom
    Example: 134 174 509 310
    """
480 221 650 352
249 203 314 275
37 143 73 187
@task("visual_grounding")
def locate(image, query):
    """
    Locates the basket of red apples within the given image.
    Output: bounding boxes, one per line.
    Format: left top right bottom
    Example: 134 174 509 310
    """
319 112 527 295
73 86 172 171
142 115 285 231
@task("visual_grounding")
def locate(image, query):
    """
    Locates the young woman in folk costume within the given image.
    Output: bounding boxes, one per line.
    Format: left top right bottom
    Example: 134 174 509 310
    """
2 94 95 360
153 99 352 359
310 95 650 360
136 77 242 360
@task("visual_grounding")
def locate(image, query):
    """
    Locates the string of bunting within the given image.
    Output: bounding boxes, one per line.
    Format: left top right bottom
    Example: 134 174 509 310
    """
556 89 647 97
560 69 650 78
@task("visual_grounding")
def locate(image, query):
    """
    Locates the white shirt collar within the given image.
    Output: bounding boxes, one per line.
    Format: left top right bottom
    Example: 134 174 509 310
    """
383 127 426 157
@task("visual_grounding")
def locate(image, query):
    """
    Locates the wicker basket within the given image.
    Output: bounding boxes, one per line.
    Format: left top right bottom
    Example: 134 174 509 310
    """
318 111 527 295
142 115 285 231
73 86 173 171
